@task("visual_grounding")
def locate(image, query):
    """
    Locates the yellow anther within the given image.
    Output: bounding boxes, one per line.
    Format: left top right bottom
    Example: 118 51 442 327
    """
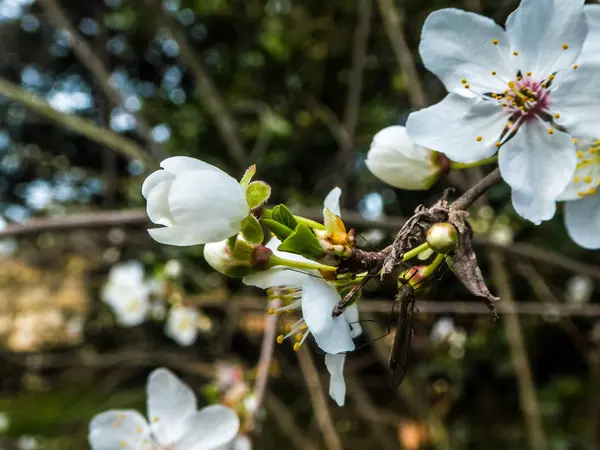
495 142 501 148
268 308 276 315
121 442 127 448
572 138 578 144
284 324 291 332
549 74 555 80
573 177 581 183
562 43 569 50
573 64 579 70
513 51 519 56
114 421 121 428
508 81 515 88
554 113 561 119
541 84 547 88
502 103 507 108
464 84 470 89
461 78 467 84
585 176 593 184
548 128 554 135
300 324 308 331
137 427 142 434
595 139 600 146
276 335 284 344
589 187 597 195
578 191 585 197
293 342 301 351
517 76 522 81
295 333 303 342
526 71 532 76
476 136 483 142
119 414 126 419
519 106 525 111
491 71 497 75
577 151 584 158
153 417 160 422
492 39 499 45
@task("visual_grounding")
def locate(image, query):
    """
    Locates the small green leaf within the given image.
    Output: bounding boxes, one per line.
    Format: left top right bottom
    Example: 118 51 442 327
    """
241 215 264 244
246 181 271 210
272 204 298 229
262 218 293 240
278 224 324 258
240 165 256 188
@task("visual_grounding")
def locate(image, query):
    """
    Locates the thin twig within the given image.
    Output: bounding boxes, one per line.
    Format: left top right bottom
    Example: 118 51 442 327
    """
144 0 248 170
37 0 165 160
0 78 154 167
296 347 343 450
264 393 314 450
376 0 427 108
246 299 280 431
450 168 502 211
489 251 548 450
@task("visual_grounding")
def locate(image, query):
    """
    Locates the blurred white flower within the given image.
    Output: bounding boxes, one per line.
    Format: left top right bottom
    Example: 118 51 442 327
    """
566 274 594 304
488 223 514 246
0 216 16 258
142 156 249 246
366 126 441 190
0 412 10 433
101 261 150 326
431 317 467 354
230 435 252 450
430 317 455 343
149 299 167 321
17 435 38 450
165 259 183 277
165 305 199 346
89 368 240 450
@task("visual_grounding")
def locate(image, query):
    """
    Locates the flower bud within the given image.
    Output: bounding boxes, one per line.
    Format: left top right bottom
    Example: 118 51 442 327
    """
398 265 428 289
426 223 458 254
204 237 273 278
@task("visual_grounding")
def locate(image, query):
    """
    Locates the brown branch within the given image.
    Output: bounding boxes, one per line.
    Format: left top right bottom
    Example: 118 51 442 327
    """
296 347 342 450
38 0 165 160
450 168 502 211
245 299 280 431
489 251 548 450
144 0 248 170
376 0 427 108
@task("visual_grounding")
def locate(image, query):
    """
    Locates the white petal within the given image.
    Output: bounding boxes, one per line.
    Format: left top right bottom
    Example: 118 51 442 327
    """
165 306 199 346
109 289 150 326
343 304 362 338
232 435 252 450
149 223 234 247
419 8 512 95
88 410 150 450
506 0 587 78
579 5 600 66
161 156 227 176
301 277 355 354
406 94 509 164
499 121 576 224
366 126 439 190
108 261 145 286
172 405 240 450
147 368 197 444
551 66 600 139
142 170 174 199
168 170 248 237
323 187 342 217
242 268 310 290
146 179 174 227
325 353 347 407
565 193 600 249
557 143 600 202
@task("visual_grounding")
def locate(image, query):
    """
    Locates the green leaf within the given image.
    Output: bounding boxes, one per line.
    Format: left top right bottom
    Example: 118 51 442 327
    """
241 215 264 244
262 218 293 240
272 204 298 229
246 181 271 210
240 164 256 189
278 224 324 258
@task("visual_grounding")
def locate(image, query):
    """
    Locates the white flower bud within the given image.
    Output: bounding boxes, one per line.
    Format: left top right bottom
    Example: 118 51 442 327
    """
142 156 250 246
366 126 441 190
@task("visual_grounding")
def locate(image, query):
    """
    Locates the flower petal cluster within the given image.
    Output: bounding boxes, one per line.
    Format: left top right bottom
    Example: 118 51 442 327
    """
101 261 151 326
89 368 240 450
143 157 249 246
406 0 600 224
366 126 441 190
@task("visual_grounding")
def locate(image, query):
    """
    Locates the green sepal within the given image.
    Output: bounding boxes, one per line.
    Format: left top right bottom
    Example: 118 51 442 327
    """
271 204 298 229
241 215 264 244
240 165 256 189
278 223 324 259
262 218 293 240
246 181 271 210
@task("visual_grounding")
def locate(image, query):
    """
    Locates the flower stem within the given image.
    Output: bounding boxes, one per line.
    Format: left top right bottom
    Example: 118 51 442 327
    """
269 255 337 272
401 242 431 262
450 155 498 170
422 253 446 278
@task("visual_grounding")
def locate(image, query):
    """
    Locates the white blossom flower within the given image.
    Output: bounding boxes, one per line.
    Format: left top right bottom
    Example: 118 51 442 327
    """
406 0 600 224
101 261 150 326
165 305 199 346
165 259 183 278
430 317 455 343
142 156 249 246
89 368 240 450
556 138 600 249
366 125 442 190
565 274 594 304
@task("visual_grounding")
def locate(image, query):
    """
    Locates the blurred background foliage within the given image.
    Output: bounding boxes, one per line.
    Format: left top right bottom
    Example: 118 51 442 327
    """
0 0 600 449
